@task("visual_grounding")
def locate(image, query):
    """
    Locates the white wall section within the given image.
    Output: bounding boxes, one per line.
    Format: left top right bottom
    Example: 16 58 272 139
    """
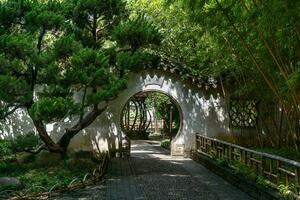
0 69 230 157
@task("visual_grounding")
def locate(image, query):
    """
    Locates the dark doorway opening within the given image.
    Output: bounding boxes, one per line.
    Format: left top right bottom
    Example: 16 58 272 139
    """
121 91 181 142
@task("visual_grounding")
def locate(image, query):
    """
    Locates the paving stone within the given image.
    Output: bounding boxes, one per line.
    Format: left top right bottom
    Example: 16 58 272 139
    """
54 141 252 200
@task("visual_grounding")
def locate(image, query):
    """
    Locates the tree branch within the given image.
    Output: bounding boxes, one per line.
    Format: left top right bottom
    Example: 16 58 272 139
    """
66 103 108 136
37 28 46 53
57 103 108 153
32 119 62 153
0 104 22 120
79 86 88 121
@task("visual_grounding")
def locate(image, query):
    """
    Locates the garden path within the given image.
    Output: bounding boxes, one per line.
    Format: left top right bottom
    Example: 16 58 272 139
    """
55 140 252 200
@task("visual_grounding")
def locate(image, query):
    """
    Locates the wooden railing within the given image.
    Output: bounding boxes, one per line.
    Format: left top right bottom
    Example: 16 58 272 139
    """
196 134 300 195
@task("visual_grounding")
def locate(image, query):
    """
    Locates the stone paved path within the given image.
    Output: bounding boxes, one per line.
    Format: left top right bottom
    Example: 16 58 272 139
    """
55 140 252 200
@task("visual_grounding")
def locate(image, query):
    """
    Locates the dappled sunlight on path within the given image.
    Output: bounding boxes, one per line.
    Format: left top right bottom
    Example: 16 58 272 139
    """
55 140 251 200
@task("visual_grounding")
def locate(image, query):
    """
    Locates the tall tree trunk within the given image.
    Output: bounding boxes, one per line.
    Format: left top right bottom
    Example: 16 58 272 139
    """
57 104 107 155
32 119 62 153
29 103 107 157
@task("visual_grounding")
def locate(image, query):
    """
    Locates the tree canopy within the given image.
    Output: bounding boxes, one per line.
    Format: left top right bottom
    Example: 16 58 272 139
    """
1 0 300 153
0 0 161 155
129 0 300 148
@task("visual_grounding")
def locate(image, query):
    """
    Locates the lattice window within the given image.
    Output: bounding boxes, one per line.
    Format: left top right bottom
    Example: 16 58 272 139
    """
229 99 258 128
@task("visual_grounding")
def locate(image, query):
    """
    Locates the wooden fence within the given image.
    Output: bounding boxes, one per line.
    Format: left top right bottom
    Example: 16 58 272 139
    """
196 134 300 195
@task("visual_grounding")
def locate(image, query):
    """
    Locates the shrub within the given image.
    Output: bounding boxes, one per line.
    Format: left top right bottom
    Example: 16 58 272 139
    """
0 162 15 174
278 184 294 200
0 139 12 159
161 139 171 150
256 176 270 187
0 132 40 159
18 152 35 163
232 161 257 181
10 132 40 153
216 158 229 167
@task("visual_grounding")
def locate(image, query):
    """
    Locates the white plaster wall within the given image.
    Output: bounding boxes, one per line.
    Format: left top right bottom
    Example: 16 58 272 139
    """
0 69 230 157
86 69 230 156
0 109 34 139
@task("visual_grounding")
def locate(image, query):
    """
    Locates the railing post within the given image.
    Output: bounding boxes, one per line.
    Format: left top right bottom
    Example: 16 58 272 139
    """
196 134 198 151
201 137 204 152
285 173 289 186
276 160 281 184
206 138 210 154
260 154 264 176
229 145 234 162
295 167 300 194
204 138 207 153
242 150 247 165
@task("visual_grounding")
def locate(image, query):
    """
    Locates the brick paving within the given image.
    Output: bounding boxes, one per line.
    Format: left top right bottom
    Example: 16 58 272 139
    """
55 140 252 200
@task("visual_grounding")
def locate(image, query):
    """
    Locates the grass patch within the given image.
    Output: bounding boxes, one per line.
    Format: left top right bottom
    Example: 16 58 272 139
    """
0 151 99 199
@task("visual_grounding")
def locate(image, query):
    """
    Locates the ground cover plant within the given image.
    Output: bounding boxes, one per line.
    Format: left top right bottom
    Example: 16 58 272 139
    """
214 157 296 200
0 135 100 199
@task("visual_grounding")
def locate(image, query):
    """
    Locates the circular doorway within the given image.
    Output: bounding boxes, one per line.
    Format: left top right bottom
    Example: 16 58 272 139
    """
120 91 182 141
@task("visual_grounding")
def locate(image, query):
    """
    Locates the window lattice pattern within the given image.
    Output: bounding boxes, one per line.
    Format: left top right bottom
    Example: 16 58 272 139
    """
229 100 258 127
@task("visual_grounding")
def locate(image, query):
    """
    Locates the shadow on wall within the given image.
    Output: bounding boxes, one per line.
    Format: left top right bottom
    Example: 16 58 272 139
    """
0 109 34 139
88 69 230 155
0 69 230 155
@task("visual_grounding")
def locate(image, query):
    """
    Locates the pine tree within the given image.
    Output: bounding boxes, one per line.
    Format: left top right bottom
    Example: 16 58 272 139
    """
0 0 161 155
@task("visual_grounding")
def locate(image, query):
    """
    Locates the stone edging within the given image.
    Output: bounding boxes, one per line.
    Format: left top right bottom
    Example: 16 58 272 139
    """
192 151 285 200
9 153 110 200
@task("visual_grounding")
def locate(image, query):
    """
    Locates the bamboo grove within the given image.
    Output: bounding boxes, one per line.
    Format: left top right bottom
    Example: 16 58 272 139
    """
129 0 300 150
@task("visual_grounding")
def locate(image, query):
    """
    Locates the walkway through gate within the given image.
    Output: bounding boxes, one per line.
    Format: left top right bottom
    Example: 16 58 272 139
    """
56 140 251 200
